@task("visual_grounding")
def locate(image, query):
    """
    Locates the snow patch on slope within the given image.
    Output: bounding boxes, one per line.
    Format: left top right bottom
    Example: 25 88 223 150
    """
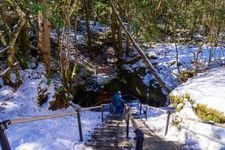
0 65 102 149
171 66 225 114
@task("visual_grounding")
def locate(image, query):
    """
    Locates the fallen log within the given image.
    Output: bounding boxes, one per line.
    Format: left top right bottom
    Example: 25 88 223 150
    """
110 0 171 94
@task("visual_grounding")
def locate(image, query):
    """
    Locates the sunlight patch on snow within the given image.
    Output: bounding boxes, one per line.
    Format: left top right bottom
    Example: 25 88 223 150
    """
172 67 225 114
0 87 13 96
0 101 19 112
15 142 43 150
144 106 225 149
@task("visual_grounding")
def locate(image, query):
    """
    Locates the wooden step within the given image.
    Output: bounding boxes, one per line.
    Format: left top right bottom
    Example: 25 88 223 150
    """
85 145 133 150
88 138 129 143
91 133 126 137
86 140 134 148
92 134 125 138
88 136 124 141
92 130 124 134
93 127 125 131
103 123 127 127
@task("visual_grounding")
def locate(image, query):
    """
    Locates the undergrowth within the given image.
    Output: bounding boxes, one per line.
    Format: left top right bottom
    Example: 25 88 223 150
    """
49 86 73 110
170 93 225 123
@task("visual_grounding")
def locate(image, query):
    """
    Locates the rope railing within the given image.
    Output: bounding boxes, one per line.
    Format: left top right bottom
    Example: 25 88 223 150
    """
0 102 106 150
182 117 225 129
10 111 77 125
5 92 221 150
140 103 225 138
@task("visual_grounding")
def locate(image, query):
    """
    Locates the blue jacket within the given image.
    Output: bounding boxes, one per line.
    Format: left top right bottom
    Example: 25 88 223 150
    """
112 93 124 107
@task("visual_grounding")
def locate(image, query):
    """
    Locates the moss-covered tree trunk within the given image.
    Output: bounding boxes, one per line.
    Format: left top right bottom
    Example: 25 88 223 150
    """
2 1 26 86
17 21 30 69
18 21 30 56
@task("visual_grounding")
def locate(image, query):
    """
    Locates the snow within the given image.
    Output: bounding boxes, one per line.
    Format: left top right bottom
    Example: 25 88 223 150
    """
1 21 225 150
141 104 225 150
143 72 153 86
122 43 225 90
130 43 225 149
171 66 225 114
0 65 102 150
6 111 101 150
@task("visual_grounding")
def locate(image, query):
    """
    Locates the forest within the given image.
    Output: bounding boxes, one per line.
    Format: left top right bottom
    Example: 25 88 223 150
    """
0 0 225 149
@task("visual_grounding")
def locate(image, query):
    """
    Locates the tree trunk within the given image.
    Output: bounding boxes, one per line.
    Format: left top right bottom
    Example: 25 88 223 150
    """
125 3 131 56
38 0 51 77
194 46 203 75
111 11 117 51
175 42 181 74
18 21 30 56
117 2 123 58
72 16 78 80
0 32 7 47
57 30 64 81
117 21 123 57
65 18 71 85
83 0 92 57
110 0 171 94
3 3 26 86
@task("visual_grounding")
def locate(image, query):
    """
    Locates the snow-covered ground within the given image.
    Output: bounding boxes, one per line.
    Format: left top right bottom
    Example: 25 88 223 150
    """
124 43 225 89
1 39 225 150
142 104 225 150
0 66 102 150
123 43 225 149
171 66 225 114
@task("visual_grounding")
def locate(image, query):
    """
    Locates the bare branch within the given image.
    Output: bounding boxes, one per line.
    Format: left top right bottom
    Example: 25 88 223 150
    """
0 46 9 55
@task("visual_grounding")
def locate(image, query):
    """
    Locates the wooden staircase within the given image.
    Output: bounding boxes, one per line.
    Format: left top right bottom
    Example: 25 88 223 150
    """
85 114 134 150
84 99 183 150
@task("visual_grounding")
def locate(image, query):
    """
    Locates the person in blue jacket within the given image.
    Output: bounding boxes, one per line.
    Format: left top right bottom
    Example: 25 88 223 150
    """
112 91 125 114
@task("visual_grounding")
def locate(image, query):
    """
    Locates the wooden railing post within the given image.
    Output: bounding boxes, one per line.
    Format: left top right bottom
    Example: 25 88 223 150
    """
135 129 144 150
101 104 104 122
126 108 130 139
165 111 171 136
76 109 83 141
110 103 112 113
139 102 142 115
146 88 150 120
0 120 11 150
